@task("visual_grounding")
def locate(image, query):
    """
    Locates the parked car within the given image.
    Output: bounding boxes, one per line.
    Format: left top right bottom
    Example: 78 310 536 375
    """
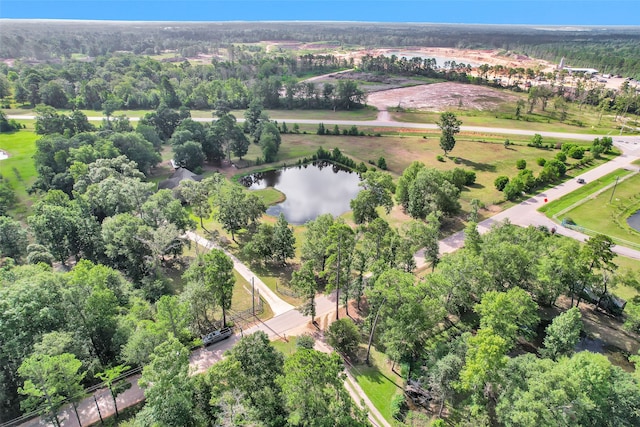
202 327 233 346
577 178 586 184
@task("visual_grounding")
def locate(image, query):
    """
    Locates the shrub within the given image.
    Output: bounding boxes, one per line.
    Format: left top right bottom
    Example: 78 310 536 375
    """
436 155 445 162
447 167 468 190
555 152 567 162
356 162 368 174
377 157 388 170
494 175 510 191
296 334 315 350
390 393 408 421
568 146 585 159
503 178 524 201
531 133 543 147
326 318 360 359
516 159 527 170
465 170 477 185
536 157 547 166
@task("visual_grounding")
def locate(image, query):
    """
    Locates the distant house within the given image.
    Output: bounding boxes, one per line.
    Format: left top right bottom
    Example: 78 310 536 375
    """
157 167 203 190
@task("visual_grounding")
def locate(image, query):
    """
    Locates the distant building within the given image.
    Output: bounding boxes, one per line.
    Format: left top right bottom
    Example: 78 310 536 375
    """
557 56 598 75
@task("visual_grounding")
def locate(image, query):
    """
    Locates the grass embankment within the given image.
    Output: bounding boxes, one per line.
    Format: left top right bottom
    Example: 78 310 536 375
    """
539 168 634 218
0 130 40 218
350 346 404 424
562 173 640 247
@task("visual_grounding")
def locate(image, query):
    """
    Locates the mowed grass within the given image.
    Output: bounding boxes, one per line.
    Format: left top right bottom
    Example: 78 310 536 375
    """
350 346 404 424
255 131 600 209
539 168 635 217
561 173 640 246
612 256 640 302
0 130 39 217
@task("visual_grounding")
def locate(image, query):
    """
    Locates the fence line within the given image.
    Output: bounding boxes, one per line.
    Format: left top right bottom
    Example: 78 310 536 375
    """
562 222 640 250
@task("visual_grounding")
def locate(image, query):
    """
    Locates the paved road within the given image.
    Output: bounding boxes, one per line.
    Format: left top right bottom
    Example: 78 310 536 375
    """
416 137 640 267
185 231 294 316
7 113 636 142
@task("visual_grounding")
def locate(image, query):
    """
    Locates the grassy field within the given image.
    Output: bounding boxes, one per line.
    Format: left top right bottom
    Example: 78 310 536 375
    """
560 172 640 246
0 130 40 218
350 346 404 424
539 168 635 218
390 96 635 136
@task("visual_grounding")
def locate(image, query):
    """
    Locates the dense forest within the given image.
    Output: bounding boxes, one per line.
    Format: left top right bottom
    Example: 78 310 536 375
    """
2 21 640 78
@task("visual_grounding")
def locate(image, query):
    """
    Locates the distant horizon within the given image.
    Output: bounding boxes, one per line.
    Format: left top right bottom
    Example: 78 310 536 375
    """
2 1 640 26
1 18 639 28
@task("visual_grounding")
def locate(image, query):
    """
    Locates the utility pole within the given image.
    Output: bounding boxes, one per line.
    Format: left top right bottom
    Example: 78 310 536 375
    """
252 277 255 315
609 176 620 203
336 234 341 320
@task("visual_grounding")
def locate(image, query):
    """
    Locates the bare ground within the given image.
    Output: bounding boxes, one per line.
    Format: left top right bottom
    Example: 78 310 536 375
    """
367 82 520 112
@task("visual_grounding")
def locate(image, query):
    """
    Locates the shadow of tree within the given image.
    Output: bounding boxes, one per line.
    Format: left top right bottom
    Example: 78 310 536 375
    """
457 157 496 172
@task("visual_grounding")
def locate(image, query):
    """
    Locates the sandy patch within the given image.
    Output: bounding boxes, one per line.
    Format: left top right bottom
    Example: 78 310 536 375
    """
367 82 519 112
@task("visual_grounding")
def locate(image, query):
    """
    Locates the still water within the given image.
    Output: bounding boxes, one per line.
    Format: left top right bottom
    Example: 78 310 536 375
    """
242 161 361 225
628 210 640 232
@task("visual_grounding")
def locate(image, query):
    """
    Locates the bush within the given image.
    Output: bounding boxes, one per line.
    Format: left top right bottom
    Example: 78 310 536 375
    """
516 159 527 170
390 393 408 421
296 334 315 350
531 133 543 147
503 178 524 201
536 157 547 166
326 318 360 359
377 157 388 170
568 146 585 159
465 170 477 185
436 155 445 162
494 175 510 191
555 152 567 162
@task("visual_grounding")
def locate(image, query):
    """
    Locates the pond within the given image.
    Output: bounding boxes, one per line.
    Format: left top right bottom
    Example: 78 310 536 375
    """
627 210 640 232
241 161 361 225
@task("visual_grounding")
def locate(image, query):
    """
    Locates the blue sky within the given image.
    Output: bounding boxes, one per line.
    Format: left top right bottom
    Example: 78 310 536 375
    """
1 1 639 25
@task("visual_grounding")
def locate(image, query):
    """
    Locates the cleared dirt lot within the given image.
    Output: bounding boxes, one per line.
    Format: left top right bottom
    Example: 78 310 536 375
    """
367 81 519 111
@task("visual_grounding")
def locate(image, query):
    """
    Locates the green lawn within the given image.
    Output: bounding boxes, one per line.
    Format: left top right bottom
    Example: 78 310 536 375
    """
559 173 640 247
0 130 40 218
350 346 404 424
539 168 634 218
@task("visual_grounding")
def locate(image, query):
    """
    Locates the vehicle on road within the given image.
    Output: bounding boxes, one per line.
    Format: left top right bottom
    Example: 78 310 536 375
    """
202 327 233 346
577 178 586 184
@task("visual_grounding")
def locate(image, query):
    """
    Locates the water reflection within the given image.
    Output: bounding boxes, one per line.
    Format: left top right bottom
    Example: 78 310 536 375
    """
241 161 361 225
627 210 640 232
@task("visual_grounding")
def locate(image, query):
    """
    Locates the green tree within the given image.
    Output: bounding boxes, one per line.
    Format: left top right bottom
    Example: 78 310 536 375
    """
155 295 192 344
475 288 539 346
138 336 195 427
95 364 131 419
18 353 86 427
272 213 295 265
459 328 509 393
325 222 355 318
436 112 462 155
291 261 319 323
277 349 368 426
173 140 205 171
541 307 582 360
350 169 395 224
225 331 286 426
189 249 235 327
326 318 361 359
0 216 28 260
215 185 266 241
